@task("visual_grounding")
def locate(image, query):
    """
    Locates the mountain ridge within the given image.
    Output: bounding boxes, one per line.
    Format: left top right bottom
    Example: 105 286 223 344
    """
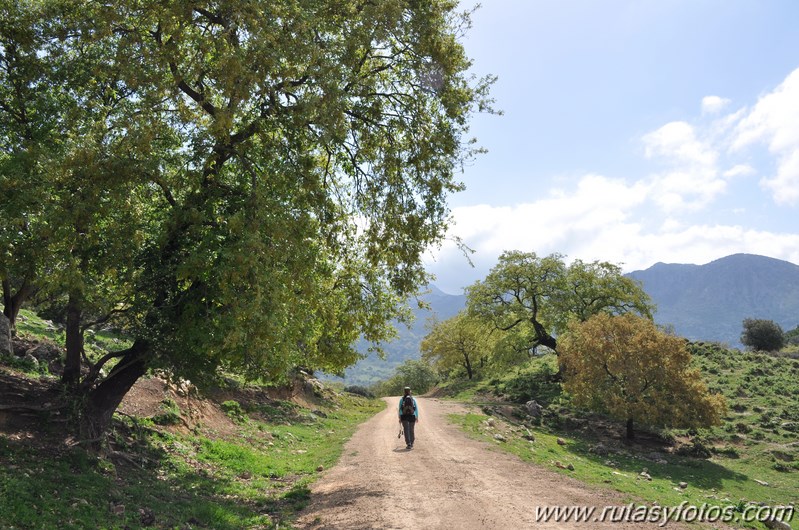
627 253 799 346
338 253 799 384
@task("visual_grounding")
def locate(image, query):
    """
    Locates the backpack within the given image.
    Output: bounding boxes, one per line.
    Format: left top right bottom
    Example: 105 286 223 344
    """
401 396 415 416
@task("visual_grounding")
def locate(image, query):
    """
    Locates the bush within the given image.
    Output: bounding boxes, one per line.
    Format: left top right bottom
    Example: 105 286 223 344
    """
741 318 785 352
498 360 561 404
221 400 248 424
343 385 374 398
152 398 182 426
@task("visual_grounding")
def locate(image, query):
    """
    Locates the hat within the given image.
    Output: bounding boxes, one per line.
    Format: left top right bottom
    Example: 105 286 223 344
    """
404 386 411 390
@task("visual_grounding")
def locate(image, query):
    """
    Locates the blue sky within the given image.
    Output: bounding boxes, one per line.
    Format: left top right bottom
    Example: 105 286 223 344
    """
425 0 799 294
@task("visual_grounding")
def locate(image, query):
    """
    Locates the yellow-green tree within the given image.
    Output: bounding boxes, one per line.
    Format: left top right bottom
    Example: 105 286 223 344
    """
421 313 495 379
560 313 725 439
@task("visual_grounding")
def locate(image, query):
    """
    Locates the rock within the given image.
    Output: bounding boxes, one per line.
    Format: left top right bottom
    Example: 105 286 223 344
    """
556 438 566 446
525 400 543 418
678 482 688 489
0 314 11 356
554 461 567 469
487 418 496 427
567 463 575 471
522 430 535 442
139 507 156 526
316 465 324 472
639 472 652 481
763 514 792 530
22 353 39 366
110 502 125 516
754 479 769 486
25 342 62 362
590 443 609 456
494 433 506 442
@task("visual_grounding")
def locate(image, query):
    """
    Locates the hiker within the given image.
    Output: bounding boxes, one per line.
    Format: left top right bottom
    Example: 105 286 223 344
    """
398 387 419 449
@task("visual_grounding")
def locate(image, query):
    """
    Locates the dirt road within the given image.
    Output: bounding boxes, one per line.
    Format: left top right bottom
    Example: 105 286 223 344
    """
295 397 683 529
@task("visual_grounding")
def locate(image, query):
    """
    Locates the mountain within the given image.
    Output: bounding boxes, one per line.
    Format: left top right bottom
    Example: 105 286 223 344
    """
627 253 799 346
335 253 799 385
331 285 466 385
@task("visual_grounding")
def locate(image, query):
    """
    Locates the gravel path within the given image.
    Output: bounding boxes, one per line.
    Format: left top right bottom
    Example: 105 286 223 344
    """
295 397 691 529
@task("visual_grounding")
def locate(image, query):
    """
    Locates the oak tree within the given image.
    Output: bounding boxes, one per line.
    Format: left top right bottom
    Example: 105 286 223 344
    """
740 318 785 352
421 313 494 379
2 0 495 441
466 251 653 358
560 313 725 439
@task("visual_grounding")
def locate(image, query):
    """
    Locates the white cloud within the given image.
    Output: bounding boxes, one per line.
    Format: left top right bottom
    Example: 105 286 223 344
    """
643 121 717 167
642 121 727 212
427 193 799 292
723 164 756 178
425 68 799 294
733 67 799 205
702 95 731 115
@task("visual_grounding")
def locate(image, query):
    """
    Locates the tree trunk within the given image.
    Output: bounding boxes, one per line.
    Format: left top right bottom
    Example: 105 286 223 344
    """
532 319 557 352
80 340 148 448
463 354 473 379
2 278 35 329
62 293 83 387
626 417 635 440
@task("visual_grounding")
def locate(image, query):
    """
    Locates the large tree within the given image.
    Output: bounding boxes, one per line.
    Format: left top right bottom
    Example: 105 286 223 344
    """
466 251 653 357
560 313 725 439
2 0 494 442
740 318 785 352
421 313 494 379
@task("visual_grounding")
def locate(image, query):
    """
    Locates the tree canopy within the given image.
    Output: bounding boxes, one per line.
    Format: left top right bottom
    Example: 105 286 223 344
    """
466 251 653 357
560 313 725 439
740 318 785 352
421 313 495 379
0 0 494 439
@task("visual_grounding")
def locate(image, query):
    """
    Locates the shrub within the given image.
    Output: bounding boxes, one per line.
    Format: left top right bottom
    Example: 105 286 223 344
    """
740 318 785 352
152 398 182 426
221 400 248 424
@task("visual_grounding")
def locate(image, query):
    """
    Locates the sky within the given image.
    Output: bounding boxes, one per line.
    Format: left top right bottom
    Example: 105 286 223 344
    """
423 0 799 295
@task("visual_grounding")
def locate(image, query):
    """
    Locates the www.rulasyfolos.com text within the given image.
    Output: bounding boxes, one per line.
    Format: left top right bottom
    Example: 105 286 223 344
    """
534 502 795 526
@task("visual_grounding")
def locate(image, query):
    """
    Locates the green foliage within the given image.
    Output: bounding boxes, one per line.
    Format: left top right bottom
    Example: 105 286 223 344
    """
1 0 494 434
740 318 785 352
421 313 495 379
466 251 653 359
494 356 562 404
220 400 248 425
152 398 182 426
0 387 382 529
560 313 726 438
372 359 437 396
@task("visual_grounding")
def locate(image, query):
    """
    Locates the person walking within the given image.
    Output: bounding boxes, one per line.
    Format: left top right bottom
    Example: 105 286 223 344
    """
398 387 419 449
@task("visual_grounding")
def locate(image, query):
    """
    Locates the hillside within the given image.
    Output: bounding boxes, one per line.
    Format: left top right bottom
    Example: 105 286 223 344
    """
338 253 799 384
333 285 466 385
0 352 382 529
628 254 799 346
435 343 799 528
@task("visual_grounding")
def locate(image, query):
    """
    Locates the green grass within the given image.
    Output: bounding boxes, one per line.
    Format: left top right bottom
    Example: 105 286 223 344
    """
0 391 383 529
441 345 799 529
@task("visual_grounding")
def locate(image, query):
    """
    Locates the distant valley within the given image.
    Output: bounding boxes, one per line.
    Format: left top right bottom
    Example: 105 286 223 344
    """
335 253 799 385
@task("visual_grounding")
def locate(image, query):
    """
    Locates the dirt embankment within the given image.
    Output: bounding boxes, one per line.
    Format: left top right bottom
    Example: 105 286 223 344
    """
296 397 693 529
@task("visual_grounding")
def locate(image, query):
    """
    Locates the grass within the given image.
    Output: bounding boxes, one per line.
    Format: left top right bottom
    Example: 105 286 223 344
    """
440 345 799 529
0 387 383 529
